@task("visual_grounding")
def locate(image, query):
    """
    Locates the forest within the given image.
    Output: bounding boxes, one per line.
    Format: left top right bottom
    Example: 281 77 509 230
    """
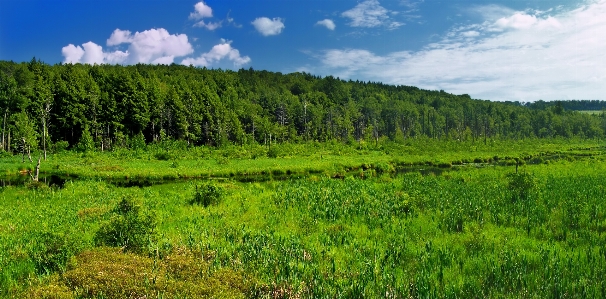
1 58 605 155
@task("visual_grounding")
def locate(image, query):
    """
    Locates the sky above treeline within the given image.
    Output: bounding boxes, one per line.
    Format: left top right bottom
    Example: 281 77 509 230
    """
1 0 605 102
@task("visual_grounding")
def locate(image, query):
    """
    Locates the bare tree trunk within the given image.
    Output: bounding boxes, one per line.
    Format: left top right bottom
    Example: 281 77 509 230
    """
42 116 47 160
21 138 25 163
27 144 32 162
29 156 41 181
2 110 6 151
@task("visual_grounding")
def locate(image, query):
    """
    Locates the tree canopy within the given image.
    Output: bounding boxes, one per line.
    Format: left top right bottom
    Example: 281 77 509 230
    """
1 59 605 151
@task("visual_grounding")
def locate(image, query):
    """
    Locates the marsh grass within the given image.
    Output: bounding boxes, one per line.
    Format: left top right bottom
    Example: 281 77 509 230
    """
2 138 606 297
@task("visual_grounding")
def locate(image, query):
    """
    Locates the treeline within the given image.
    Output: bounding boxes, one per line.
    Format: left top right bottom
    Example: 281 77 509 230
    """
526 100 606 111
1 58 605 153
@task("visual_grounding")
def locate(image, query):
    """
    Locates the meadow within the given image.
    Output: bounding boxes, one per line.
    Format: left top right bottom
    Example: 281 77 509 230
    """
1 138 606 298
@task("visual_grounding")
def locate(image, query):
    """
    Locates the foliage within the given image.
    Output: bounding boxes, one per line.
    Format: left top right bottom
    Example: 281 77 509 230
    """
189 182 224 207
28 232 79 275
1 60 606 152
52 140 69 153
507 171 538 203
94 195 156 253
3 138 606 297
25 247 258 299
74 125 94 152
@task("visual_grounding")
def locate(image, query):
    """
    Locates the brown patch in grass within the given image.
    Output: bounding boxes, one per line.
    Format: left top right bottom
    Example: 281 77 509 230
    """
76 206 109 221
27 247 266 299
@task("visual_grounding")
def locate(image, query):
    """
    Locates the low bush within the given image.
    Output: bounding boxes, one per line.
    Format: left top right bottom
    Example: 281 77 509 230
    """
94 196 156 254
189 182 224 207
28 232 79 275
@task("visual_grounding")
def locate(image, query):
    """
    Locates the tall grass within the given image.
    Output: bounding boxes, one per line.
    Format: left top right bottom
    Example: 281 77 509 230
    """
1 142 606 297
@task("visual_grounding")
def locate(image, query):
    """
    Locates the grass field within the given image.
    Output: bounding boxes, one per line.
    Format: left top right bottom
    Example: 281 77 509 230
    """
1 138 606 298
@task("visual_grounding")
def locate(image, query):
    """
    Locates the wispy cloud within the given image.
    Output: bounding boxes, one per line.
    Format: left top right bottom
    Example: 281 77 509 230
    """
306 1 606 102
252 17 285 36
341 0 404 29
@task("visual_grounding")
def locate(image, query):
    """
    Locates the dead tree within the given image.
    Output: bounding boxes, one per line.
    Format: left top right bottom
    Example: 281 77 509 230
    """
41 101 52 160
29 156 41 182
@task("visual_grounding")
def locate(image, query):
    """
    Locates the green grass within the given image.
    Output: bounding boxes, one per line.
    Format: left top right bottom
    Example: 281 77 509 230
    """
2 139 606 298
1 137 603 183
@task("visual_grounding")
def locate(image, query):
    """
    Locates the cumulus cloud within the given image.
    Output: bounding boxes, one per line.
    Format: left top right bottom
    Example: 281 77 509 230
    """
341 0 403 29
181 39 251 67
110 28 193 64
62 28 193 65
62 44 85 64
189 1 213 20
316 19 336 30
106 29 132 46
252 17 285 36
188 1 227 30
306 1 606 102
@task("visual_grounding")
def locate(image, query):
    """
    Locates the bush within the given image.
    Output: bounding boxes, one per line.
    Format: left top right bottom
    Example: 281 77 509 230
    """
189 182 224 207
94 196 156 253
75 127 94 152
154 151 174 161
507 172 538 203
29 232 79 275
267 146 280 158
374 162 394 174
52 141 69 153
129 132 147 151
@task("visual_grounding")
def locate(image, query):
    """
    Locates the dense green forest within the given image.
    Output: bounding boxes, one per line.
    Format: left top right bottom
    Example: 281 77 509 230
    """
1 59 605 154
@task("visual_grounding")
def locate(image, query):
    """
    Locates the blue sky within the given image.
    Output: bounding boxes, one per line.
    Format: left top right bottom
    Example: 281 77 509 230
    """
1 0 605 102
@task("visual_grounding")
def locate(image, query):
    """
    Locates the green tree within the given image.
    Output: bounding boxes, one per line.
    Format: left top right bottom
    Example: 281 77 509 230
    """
10 111 38 161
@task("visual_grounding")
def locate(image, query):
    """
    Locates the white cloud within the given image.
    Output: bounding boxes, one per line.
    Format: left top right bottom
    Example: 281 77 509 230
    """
181 39 251 68
80 42 105 64
189 2 227 30
62 28 193 65
307 1 606 102
106 29 132 46
461 30 480 37
189 1 213 20
341 0 403 29
105 50 129 64
469 4 516 21
316 19 336 30
194 20 222 30
252 17 285 36
116 28 193 64
151 56 175 65
61 44 84 63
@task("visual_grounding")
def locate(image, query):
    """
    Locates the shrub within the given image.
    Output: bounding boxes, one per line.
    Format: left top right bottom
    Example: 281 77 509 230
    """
154 151 174 161
28 232 79 275
52 141 69 153
267 146 280 158
189 183 224 207
507 172 538 203
374 162 394 174
94 196 156 253
129 132 147 151
75 127 94 152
